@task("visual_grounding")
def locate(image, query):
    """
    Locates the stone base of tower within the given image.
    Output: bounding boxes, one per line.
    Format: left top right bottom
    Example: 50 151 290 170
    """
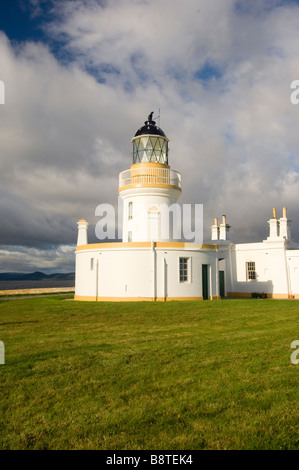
75 241 219 301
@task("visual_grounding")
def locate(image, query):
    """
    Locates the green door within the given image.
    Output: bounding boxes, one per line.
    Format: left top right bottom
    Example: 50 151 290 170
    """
202 265 209 300
219 271 225 298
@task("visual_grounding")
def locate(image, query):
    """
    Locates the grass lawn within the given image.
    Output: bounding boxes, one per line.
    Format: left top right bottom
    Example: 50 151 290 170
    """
0 296 298 450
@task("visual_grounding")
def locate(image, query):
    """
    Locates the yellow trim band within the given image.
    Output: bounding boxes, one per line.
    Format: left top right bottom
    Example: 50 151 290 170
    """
130 163 170 169
227 292 252 298
76 241 218 251
158 297 204 301
227 292 297 299
74 295 97 301
156 242 218 250
119 183 181 192
74 295 206 302
76 241 152 250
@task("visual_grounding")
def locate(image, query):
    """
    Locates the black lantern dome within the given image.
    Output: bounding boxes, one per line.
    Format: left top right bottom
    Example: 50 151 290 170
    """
132 112 169 165
134 112 167 138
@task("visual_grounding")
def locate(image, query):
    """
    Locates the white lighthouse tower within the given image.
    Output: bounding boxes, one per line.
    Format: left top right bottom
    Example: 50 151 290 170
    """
75 113 219 302
74 112 299 302
119 113 182 242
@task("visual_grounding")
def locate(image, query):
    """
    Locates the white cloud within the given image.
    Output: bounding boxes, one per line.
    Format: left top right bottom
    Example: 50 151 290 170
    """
1 0 299 272
46 0 236 86
0 244 75 273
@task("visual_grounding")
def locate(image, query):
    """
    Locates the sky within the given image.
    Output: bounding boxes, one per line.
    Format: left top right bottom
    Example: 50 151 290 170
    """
1 0 299 273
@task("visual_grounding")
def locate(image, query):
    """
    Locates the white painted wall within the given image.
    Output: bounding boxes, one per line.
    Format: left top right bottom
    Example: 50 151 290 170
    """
286 250 299 297
75 245 219 300
218 240 299 297
155 249 218 299
120 187 181 242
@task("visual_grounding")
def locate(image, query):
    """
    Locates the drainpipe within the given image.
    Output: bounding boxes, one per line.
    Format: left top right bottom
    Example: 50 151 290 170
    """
216 255 219 299
228 243 234 295
96 257 99 300
163 256 167 301
283 242 291 298
152 241 156 300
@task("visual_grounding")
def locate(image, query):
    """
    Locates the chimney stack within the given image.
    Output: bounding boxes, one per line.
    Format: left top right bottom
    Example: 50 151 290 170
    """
219 215 230 241
77 219 88 246
267 207 291 241
211 215 230 242
211 217 219 241
280 207 291 240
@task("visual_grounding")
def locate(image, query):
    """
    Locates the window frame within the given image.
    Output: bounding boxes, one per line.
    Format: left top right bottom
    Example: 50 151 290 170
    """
179 257 189 283
246 261 256 281
128 201 133 220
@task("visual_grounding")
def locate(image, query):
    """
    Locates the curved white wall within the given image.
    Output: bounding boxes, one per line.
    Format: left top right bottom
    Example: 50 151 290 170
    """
75 244 219 301
120 187 182 242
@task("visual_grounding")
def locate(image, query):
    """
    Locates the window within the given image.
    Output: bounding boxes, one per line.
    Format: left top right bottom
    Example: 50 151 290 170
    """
179 257 189 282
132 136 168 165
246 261 256 281
128 201 133 220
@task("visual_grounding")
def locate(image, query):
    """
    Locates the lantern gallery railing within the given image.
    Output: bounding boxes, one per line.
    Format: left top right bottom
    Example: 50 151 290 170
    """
119 167 182 191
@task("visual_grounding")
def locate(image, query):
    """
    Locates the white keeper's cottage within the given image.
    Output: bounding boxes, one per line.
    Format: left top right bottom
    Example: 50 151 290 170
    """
75 114 299 301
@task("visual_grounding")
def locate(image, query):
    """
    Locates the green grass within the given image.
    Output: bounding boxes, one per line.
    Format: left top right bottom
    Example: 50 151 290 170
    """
0 297 298 450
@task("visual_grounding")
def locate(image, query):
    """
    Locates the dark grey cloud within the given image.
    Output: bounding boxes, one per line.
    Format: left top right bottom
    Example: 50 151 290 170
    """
1 0 299 272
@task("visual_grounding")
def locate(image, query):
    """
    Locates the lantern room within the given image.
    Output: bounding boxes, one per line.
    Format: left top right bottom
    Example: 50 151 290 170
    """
131 112 169 165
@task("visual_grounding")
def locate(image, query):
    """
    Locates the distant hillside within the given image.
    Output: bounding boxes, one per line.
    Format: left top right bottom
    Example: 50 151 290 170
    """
0 271 75 281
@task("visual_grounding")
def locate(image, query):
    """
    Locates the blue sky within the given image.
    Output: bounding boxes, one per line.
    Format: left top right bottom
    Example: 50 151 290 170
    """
1 0 299 272
0 1 50 42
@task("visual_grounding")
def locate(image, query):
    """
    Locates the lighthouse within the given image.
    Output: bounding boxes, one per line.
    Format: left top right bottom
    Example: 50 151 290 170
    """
75 113 220 301
74 112 299 302
119 113 182 242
